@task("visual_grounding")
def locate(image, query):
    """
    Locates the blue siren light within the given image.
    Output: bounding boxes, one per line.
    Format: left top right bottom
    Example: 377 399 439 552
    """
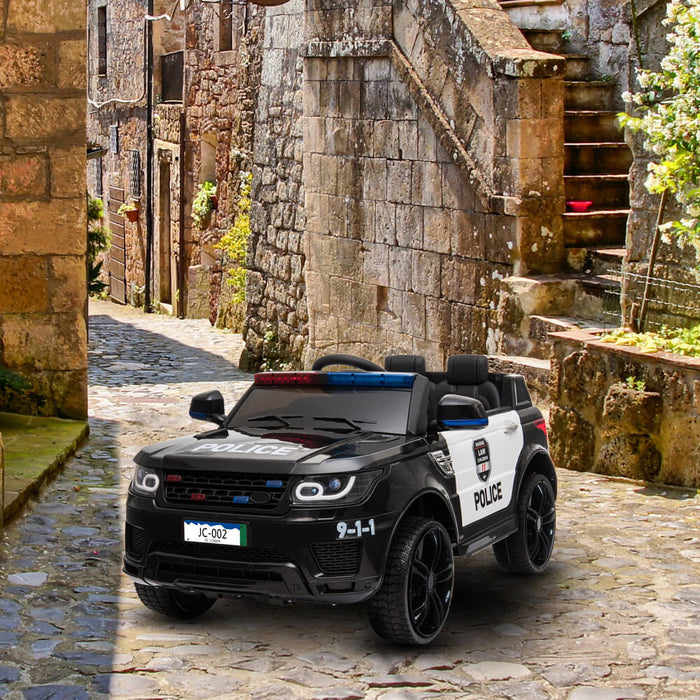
326 372 415 388
442 418 489 427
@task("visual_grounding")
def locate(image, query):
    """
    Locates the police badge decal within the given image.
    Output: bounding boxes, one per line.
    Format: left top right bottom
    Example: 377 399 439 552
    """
473 438 491 483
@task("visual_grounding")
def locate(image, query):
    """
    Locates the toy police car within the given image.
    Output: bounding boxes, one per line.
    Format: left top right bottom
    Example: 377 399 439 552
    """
124 353 556 645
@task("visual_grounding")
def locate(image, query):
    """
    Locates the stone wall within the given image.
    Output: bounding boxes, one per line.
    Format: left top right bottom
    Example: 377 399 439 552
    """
241 0 307 370
244 0 565 371
622 0 700 331
549 330 700 488
0 0 87 419
87 0 149 306
180 0 263 325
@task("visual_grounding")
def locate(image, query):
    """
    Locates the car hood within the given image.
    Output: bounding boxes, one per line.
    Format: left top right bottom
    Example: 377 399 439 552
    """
135 427 424 475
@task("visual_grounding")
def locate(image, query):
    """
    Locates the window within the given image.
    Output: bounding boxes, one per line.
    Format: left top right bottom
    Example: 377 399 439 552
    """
161 51 184 103
130 149 141 200
219 1 234 52
97 5 107 75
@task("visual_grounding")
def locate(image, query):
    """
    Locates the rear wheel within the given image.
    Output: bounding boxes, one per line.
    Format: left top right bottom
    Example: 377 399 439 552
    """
368 517 454 645
493 472 556 574
134 583 216 618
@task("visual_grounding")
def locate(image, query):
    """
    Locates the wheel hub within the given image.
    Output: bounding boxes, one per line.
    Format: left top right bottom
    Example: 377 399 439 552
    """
426 572 436 592
536 516 542 532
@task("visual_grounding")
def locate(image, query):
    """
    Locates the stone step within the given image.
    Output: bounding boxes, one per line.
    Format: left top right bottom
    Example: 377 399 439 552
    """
566 246 626 275
565 111 623 142
563 208 628 247
565 173 629 207
565 54 591 80
565 80 617 110
488 354 551 406
565 142 632 175
521 28 565 54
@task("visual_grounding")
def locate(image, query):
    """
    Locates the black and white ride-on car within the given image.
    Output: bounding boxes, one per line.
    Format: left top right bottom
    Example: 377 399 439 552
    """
124 353 556 645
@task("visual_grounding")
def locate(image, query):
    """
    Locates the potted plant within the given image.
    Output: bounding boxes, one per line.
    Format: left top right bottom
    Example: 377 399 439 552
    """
118 202 139 222
192 180 217 228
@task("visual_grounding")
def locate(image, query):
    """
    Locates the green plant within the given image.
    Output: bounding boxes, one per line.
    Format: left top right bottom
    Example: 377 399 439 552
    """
620 0 700 244
625 375 647 391
87 194 111 295
599 322 700 357
0 366 31 393
561 29 572 42
117 202 138 216
216 172 251 303
192 180 217 229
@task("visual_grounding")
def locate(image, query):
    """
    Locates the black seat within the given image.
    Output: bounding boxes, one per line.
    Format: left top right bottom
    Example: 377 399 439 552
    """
384 355 426 375
433 355 500 413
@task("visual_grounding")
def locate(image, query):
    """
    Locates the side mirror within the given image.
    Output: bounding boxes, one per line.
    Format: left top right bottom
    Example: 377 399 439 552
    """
437 394 488 429
189 390 226 425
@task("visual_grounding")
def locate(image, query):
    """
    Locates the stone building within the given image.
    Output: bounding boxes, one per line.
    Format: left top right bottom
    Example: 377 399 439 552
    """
88 0 696 373
0 0 87 419
87 0 262 324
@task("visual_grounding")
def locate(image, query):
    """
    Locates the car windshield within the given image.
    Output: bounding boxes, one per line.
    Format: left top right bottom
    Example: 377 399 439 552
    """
226 386 412 435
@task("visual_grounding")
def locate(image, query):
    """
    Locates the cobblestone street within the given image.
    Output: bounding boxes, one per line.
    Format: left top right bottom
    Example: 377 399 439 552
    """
0 299 698 699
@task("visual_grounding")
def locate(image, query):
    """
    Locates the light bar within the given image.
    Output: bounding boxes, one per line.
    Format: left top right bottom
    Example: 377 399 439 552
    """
254 372 415 388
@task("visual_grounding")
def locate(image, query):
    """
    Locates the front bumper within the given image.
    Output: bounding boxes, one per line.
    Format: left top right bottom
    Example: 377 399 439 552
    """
124 493 397 604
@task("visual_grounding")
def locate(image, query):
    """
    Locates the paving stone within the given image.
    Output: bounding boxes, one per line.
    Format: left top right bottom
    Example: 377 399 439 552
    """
0 300 698 699
7 572 48 586
0 668 19 684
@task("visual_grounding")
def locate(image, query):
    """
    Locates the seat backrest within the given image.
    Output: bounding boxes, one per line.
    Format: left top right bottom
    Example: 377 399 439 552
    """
433 355 500 413
384 354 426 375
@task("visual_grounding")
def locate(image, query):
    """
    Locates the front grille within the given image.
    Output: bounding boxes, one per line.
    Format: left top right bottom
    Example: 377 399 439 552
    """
162 471 289 511
151 540 289 563
310 540 362 575
125 523 146 560
155 559 284 584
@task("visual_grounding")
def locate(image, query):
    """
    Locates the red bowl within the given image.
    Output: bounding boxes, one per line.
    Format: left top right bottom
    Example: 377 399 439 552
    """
567 200 593 213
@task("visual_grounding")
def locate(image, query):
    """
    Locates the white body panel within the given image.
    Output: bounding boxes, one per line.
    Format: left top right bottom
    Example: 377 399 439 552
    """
440 410 524 529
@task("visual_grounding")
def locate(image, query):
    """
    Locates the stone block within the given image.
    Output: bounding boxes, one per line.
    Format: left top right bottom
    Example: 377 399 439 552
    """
304 80 321 117
595 433 661 481
395 203 423 249
506 118 563 161
0 42 51 89
330 276 353 319
442 162 474 211
5 96 85 143
0 255 49 313
442 255 477 303
0 153 48 197
549 405 595 473
373 120 399 159
386 159 412 204
417 115 438 163
363 242 389 286
9 0 86 32
327 195 347 237
338 81 361 120
351 281 378 326
397 120 418 161
425 296 451 344
374 201 396 245
602 384 662 434
361 80 389 120
362 158 387 201
49 146 86 198
412 162 442 208
452 210 487 259
388 79 417 121
347 197 374 240
412 250 441 297
336 157 363 199
400 291 425 338
186 265 211 319
0 199 85 255
422 206 451 253
1 313 86 371
58 39 86 89
388 246 412 291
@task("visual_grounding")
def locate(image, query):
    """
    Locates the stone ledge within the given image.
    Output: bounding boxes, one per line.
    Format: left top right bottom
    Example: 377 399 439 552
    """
303 40 392 59
0 412 89 526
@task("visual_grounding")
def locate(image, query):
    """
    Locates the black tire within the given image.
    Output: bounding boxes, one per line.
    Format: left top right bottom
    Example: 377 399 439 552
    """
367 517 454 645
134 583 216 618
493 472 556 574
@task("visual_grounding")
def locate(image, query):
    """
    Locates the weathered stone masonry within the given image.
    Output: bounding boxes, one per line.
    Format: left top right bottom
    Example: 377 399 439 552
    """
244 0 566 370
0 0 87 419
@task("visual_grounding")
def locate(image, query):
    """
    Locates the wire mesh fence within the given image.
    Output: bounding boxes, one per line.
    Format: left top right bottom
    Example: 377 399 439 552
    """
601 268 700 332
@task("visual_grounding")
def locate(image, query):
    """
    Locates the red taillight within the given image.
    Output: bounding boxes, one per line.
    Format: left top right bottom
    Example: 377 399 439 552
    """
191 493 206 501
534 419 548 441
166 474 182 483
254 372 325 386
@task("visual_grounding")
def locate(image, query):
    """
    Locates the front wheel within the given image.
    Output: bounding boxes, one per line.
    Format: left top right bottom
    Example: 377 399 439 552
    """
367 517 454 645
493 472 556 574
134 583 216 618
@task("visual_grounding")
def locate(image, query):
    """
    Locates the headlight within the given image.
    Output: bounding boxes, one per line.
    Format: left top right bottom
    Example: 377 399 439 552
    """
131 466 160 496
292 470 382 506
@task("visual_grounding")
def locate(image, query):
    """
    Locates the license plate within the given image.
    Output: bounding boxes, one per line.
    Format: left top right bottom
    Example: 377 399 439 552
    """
183 520 247 546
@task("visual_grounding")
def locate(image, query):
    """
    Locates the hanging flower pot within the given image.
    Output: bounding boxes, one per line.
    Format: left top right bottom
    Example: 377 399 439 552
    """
210 194 218 210
125 208 139 222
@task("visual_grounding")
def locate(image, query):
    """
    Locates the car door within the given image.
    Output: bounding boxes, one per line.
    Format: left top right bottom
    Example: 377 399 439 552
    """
439 409 524 530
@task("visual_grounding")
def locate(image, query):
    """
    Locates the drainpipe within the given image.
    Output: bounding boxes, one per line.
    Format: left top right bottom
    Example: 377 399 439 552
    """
144 0 155 313
178 110 187 319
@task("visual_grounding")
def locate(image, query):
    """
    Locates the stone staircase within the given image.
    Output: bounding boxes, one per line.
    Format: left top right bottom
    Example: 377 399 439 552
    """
499 26 631 361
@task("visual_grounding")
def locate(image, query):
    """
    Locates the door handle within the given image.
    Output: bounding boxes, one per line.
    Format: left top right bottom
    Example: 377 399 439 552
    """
504 421 518 433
